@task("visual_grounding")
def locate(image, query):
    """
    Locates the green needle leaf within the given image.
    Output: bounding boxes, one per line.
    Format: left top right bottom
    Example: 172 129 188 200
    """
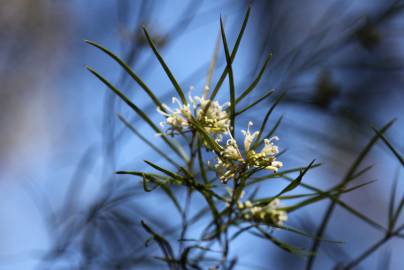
306 119 395 269
197 140 209 184
235 90 274 116
141 220 177 270
253 226 310 255
118 114 180 168
209 7 250 101
264 115 284 140
236 53 272 104
388 167 400 229
143 27 187 105
144 160 185 183
276 160 315 195
85 40 165 112
255 160 316 205
372 127 404 166
252 92 286 150
86 66 187 161
220 17 236 136
247 162 322 186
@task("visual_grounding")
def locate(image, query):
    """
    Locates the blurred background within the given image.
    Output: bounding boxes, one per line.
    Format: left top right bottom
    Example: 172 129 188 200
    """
0 0 403 269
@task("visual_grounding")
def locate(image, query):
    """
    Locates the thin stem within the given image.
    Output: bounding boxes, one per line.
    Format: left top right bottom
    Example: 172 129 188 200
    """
305 120 394 270
341 229 402 270
179 132 197 256
179 189 193 253
342 214 404 269
222 179 239 265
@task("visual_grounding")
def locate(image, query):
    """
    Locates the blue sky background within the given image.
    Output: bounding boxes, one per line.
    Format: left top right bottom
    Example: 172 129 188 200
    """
0 1 403 269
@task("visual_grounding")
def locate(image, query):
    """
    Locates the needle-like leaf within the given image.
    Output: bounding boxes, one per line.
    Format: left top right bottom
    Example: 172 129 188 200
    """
306 119 396 270
235 90 274 116
372 127 404 166
86 66 188 161
220 17 236 136
143 27 187 104
388 167 401 230
209 7 250 101
85 40 165 112
252 92 286 150
118 114 180 168
141 220 177 270
235 53 272 104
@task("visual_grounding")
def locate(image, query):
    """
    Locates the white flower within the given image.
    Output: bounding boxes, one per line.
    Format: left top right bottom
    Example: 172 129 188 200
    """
214 122 283 183
260 137 279 156
265 160 283 172
241 121 259 152
157 97 191 132
237 198 288 226
214 157 238 184
221 138 243 161
193 95 230 134
244 200 253 208
272 209 288 225
264 199 288 225
157 86 230 135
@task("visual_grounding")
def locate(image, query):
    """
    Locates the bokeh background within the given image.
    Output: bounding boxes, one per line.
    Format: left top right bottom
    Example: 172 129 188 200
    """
0 0 403 269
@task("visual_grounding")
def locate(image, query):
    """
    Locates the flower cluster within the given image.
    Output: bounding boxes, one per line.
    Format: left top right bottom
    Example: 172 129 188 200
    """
158 86 230 136
193 95 230 134
157 89 283 185
215 122 283 183
237 199 288 226
157 87 288 227
158 97 192 133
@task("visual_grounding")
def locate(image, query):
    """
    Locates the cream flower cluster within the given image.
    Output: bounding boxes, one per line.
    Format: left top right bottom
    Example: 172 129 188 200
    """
157 89 283 184
157 87 230 135
158 97 192 132
237 199 288 226
215 122 283 183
